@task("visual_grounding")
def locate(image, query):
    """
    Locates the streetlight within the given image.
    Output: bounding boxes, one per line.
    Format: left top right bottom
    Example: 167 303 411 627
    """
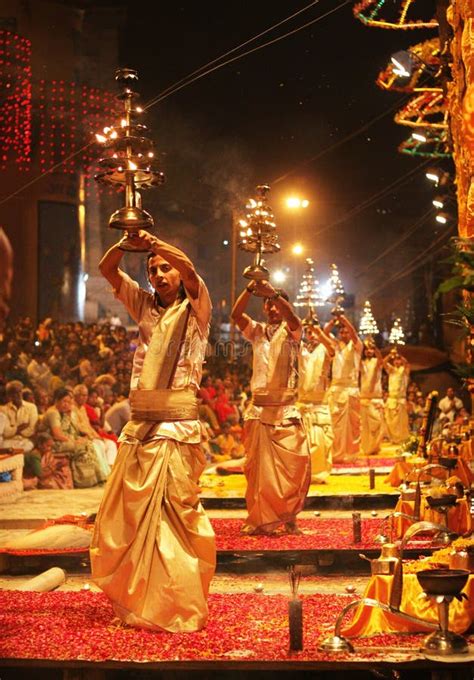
272 269 287 284
292 242 304 256
285 196 310 210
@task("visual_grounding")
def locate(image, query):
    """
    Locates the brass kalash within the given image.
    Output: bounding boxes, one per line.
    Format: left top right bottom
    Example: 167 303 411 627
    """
237 184 280 281
95 68 165 250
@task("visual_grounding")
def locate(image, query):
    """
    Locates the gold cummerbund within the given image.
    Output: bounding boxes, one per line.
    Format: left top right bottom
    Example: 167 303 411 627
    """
252 388 297 408
331 379 357 389
130 388 198 421
298 390 325 404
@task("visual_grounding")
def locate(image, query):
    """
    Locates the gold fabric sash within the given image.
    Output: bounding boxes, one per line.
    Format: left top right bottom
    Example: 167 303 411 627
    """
331 378 355 388
298 390 325 404
130 388 198 421
138 298 190 390
267 323 293 391
253 388 297 407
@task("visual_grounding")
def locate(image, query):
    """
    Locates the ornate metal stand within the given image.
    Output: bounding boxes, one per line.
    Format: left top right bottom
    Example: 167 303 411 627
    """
238 184 280 281
95 68 165 251
416 569 469 655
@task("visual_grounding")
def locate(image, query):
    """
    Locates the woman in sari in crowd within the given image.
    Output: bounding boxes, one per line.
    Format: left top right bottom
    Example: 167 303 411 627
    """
23 432 73 489
41 387 109 487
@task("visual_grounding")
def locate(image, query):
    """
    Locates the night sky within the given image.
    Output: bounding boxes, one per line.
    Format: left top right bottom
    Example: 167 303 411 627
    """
116 0 443 323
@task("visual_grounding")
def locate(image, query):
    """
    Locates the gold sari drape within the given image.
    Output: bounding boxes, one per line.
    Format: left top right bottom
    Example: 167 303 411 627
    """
91 296 215 632
242 419 310 533
360 398 384 455
90 431 215 632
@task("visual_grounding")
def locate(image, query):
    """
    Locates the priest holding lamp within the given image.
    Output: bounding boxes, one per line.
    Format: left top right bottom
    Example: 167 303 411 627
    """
231 278 311 535
90 230 216 633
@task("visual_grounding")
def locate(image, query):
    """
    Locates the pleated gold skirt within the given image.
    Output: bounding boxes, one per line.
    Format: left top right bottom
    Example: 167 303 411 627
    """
90 433 216 632
242 419 310 533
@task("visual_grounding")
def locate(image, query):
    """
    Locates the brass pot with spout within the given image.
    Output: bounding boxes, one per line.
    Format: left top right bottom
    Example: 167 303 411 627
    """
360 543 400 575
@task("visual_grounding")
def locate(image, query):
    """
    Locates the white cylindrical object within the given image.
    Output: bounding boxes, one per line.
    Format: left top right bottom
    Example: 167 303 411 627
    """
17 567 66 592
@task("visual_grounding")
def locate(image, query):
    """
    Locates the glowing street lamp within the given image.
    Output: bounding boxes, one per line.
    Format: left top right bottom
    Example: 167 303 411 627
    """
272 269 287 284
435 212 449 225
285 196 310 210
411 132 427 143
292 243 304 256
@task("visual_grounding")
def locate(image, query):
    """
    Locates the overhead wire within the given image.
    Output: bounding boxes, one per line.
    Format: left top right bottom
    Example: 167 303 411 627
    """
272 94 411 185
356 206 434 277
0 0 350 208
142 0 352 110
367 226 455 298
311 158 431 238
143 0 326 107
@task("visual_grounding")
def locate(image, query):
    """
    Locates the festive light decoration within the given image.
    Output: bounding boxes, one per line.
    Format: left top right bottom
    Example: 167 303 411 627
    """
394 91 448 129
95 68 165 250
294 258 325 317
398 129 451 158
377 39 441 93
389 317 406 345
353 0 438 30
238 184 280 280
38 79 120 184
0 31 32 171
359 300 379 337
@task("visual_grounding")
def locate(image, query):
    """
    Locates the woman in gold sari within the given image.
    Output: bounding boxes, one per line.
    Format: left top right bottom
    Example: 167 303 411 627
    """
90 230 215 633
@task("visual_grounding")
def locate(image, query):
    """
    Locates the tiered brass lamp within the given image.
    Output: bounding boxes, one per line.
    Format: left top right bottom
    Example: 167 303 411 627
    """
95 68 165 251
238 184 280 281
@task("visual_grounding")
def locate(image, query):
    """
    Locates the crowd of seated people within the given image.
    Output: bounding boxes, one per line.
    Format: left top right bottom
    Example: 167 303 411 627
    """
0 317 132 489
0 317 468 490
0 317 253 488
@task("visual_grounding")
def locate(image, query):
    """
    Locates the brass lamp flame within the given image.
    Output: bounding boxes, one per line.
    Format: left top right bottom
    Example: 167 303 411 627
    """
238 184 280 281
95 68 165 252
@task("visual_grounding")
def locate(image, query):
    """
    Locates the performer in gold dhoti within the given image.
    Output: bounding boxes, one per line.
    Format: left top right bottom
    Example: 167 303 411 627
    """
231 280 310 535
325 315 363 462
383 350 410 444
90 230 215 632
298 316 335 482
360 340 384 455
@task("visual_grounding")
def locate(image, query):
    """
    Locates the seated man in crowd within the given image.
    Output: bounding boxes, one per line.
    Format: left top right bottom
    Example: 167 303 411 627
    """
27 350 53 393
438 387 464 423
0 380 38 452
104 391 131 437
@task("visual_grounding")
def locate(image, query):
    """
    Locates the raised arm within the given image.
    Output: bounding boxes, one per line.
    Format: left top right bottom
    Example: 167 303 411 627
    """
313 325 336 356
254 280 301 333
99 230 201 299
231 281 256 332
98 242 126 291
134 230 200 299
324 317 336 336
339 314 360 345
